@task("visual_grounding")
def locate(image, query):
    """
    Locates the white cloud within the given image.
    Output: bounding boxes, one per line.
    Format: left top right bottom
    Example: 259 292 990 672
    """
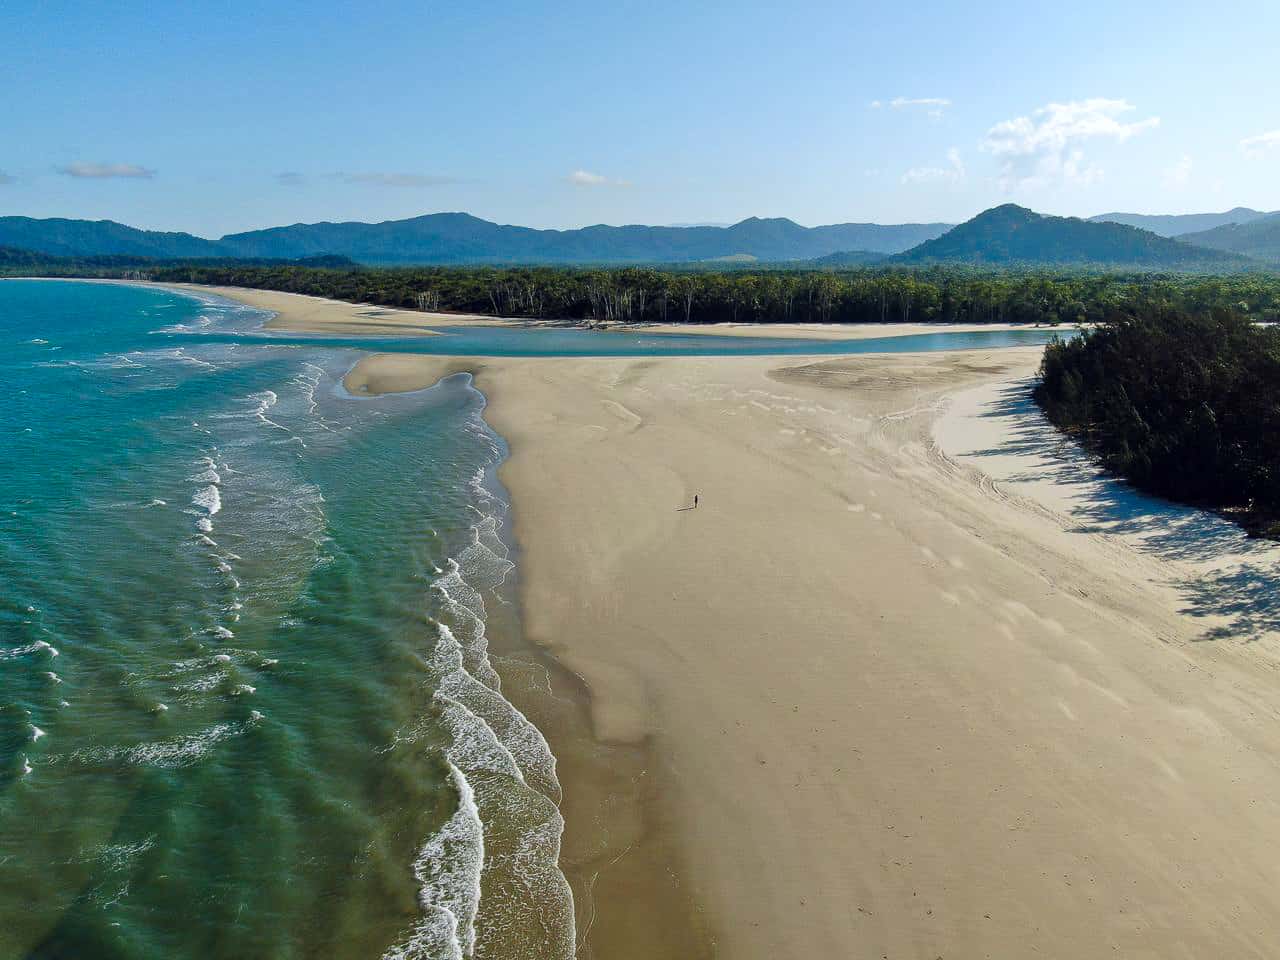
901 148 966 185
890 97 951 110
59 162 155 179
567 169 630 187
336 172 458 187
1241 130 1280 157
872 97 950 117
982 98 1159 190
1162 155 1193 189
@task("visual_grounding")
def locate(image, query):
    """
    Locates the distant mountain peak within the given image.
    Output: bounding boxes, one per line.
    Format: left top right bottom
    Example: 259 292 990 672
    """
895 204 1249 268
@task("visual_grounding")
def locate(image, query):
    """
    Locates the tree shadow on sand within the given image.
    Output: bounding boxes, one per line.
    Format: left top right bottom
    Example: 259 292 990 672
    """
956 379 1280 641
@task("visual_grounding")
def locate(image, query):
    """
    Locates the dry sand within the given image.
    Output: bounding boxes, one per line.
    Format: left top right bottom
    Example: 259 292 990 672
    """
187 284 1280 958
157 283 496 335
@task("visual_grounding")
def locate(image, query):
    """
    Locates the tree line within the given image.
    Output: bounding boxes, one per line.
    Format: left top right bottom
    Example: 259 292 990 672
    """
6 254 1280 327
118 263 1280 328
1035 307 1280 538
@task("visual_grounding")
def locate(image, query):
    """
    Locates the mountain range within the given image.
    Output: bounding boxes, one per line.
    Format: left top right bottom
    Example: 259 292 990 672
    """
0 214 950 265
1087 207 1276 238
0 206 1276 269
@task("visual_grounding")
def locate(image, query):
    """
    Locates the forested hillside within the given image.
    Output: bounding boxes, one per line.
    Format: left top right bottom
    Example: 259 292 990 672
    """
895 205 1248 268
1178 216 1280 263
0 217 228 259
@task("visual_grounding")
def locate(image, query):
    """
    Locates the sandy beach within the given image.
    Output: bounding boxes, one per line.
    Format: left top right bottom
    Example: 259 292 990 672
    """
186 285 1280 957
157 283 497 335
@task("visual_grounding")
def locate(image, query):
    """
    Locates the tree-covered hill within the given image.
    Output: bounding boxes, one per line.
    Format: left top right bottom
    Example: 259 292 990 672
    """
0 216 229 259
895 204 1250 269
1178 215 1280 264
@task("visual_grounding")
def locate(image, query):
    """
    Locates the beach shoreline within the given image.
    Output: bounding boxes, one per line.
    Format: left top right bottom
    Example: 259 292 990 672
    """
151 282 1280 958
56 278 1064 343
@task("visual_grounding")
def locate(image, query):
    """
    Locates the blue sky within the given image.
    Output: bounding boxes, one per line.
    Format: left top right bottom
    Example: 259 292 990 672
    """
5 0 1279 236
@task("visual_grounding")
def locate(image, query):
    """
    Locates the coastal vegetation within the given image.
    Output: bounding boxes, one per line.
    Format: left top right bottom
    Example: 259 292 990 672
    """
1035 308 1280 537
138 263 1280 327
6 247 1280 327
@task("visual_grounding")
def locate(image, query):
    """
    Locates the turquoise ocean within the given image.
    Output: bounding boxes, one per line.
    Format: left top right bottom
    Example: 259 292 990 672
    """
0 279 1062 958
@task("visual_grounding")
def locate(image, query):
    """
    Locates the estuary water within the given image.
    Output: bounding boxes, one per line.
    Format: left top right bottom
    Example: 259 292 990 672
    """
0 280 1064 959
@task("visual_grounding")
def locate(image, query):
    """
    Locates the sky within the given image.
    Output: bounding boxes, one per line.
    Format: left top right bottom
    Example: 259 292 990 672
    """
4 0 1280 237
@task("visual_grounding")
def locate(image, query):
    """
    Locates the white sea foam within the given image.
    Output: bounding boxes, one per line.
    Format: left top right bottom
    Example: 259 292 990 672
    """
31 725 45 741
430 624 561 803
392 563 571 957
1 640 56 662
212 626 234 640
383 760 484 960
67 715 259 769
432 561 501 690
192 485 222 515
21 756 33 776
196 517 214 533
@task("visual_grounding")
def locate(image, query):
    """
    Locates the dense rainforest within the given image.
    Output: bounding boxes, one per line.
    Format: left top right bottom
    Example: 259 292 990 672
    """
1035 308 1280 538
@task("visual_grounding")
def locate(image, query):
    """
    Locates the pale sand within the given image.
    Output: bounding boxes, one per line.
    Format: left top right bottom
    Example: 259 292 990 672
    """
351 347 1280 959
193 286 1280 957
157 283 498 335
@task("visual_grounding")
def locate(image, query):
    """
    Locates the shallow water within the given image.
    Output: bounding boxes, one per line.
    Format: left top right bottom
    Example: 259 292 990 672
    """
0 281 569 959
0 280 1061 958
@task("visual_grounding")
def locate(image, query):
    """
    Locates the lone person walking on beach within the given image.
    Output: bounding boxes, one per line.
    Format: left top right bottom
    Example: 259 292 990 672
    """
694 494 699 509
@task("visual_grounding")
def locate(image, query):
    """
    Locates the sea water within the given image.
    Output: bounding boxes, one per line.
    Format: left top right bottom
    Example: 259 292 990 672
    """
0 281 570 959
